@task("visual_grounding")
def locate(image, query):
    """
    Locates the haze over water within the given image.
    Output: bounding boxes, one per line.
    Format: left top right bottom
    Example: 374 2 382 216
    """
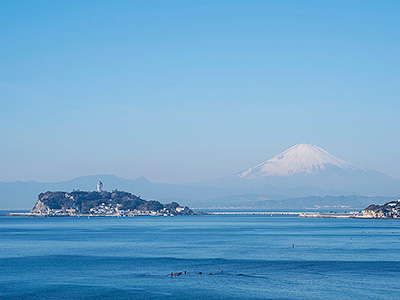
1 214 399 299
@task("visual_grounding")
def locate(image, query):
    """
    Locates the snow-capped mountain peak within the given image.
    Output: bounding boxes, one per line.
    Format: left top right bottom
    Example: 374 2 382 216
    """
235 144 363 179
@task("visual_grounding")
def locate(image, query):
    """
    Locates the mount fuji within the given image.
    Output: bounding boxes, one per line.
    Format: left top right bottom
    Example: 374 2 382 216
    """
234 144 362 178
203 144 400 196
0 144 398 209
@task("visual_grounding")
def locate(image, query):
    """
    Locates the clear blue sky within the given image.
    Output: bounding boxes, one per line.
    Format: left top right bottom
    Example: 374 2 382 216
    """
1 0 399 183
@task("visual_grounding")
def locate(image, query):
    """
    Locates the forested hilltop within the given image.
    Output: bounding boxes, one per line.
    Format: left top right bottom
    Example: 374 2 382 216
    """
31 190 195 216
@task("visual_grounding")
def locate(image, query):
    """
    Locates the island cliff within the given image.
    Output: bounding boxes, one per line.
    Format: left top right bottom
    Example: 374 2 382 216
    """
363 199 400 218
30 190 196 216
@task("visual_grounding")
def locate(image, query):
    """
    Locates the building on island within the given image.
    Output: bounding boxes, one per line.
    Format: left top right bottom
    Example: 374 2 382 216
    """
97 180 103 192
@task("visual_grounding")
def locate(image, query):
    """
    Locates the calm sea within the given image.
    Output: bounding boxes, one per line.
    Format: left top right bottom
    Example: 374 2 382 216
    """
0 213 399 299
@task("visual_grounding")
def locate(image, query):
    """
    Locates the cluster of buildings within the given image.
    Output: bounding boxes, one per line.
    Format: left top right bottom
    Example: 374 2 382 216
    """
88 202 180 217
362 199 400 219
89 201 121 215
39 208 77 217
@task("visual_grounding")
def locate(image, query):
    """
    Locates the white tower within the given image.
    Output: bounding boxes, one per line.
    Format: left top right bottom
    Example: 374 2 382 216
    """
97 180 103 192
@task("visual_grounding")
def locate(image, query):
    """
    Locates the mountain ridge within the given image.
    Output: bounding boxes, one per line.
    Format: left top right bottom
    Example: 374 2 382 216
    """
0 144 399 209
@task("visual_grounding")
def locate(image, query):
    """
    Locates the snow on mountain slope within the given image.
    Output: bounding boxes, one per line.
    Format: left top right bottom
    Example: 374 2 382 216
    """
235 144 364 179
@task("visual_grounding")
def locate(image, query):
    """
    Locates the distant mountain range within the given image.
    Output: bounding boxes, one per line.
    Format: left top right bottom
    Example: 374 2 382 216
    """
1 144 399 209
200 144 400 194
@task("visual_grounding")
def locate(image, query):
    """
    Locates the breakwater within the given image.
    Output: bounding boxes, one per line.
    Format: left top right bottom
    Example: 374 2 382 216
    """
211 212 301 216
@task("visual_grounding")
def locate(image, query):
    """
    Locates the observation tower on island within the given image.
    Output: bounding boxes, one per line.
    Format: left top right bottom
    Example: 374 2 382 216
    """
97 180 103 192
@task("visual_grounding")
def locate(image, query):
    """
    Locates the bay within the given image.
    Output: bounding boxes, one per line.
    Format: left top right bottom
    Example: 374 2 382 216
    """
0 213 399 299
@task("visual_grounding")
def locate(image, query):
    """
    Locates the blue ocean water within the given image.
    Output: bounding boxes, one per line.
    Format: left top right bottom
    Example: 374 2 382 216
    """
0 214 399 299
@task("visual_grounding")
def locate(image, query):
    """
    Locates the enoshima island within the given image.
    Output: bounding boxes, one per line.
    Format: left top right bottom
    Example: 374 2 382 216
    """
9 180 197 217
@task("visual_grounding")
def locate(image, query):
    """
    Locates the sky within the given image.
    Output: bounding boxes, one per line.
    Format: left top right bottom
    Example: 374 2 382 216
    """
1 0 399 183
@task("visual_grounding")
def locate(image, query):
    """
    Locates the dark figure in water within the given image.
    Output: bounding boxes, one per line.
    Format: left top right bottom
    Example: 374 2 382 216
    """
184 270 187 274
293 244 295 248
209 272 212 275
199 272 202 274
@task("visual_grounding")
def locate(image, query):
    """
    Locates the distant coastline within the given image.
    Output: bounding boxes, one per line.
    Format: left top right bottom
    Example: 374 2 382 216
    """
210 204 400 219
4 184 400 220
